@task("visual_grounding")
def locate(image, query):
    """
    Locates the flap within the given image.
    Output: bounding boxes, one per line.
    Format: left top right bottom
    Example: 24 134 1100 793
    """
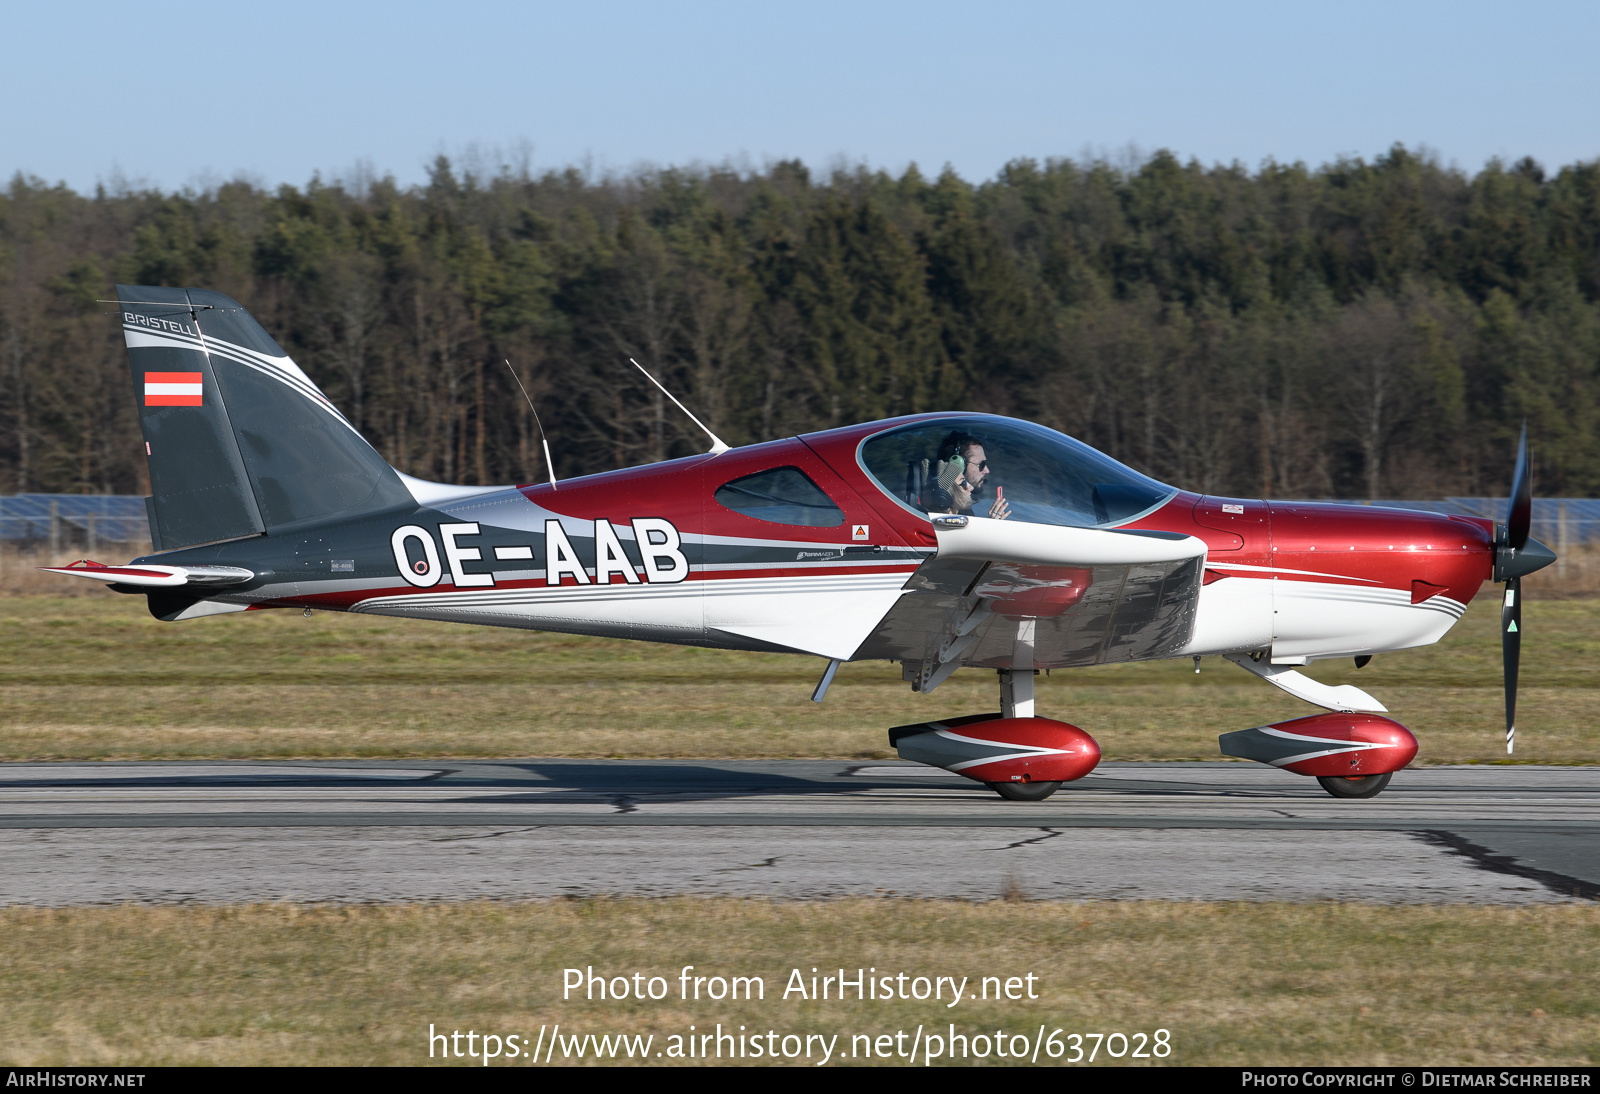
855 518 1205 671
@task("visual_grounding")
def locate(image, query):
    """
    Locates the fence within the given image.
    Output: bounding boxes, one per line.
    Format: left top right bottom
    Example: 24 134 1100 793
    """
0 495 151 555
2 494 1597 554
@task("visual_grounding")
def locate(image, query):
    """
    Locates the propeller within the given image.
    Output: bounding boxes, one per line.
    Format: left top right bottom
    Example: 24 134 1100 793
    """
1492 425 1557 754
1501 569 1521 755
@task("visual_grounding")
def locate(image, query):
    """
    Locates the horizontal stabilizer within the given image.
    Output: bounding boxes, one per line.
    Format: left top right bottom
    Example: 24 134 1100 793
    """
39 560 255 589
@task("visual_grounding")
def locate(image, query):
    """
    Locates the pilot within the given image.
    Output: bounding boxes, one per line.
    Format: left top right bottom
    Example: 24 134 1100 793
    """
934 431 1010 520
927 455 970 515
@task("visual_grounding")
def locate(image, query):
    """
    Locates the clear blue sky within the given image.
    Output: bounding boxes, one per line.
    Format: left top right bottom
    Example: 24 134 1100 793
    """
5 0 1597 193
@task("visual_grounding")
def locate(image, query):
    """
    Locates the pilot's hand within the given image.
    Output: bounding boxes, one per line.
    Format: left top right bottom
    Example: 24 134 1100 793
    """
990 496 1010 521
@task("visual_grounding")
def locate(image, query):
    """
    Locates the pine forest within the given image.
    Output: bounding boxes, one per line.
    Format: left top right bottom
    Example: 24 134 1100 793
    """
3 145 1598 500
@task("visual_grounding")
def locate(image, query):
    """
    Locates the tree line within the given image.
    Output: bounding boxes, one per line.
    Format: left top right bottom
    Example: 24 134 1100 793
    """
2 144 1598 501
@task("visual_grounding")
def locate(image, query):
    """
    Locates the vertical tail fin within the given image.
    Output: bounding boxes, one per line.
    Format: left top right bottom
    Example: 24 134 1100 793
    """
121 286 265 549
120 286 413 549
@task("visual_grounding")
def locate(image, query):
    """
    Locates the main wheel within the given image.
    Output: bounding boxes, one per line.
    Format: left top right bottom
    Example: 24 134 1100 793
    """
988 780 1062 802
1316 772 1392 799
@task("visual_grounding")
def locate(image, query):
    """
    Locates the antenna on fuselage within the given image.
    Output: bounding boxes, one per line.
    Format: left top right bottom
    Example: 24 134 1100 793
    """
503 359 558 491
627 358 730 456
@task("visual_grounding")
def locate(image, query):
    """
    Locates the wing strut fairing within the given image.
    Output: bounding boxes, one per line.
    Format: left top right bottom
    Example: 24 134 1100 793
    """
1223 653 1387 713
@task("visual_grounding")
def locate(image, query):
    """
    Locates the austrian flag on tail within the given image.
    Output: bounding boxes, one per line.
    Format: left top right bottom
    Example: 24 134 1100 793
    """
144 372 203 407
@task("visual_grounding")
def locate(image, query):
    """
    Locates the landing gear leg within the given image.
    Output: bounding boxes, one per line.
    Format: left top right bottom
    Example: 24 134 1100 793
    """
993 640 1060 799
998 619 1037 719
998 669 1034 719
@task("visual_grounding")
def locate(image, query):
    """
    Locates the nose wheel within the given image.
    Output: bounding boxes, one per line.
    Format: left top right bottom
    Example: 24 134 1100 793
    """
1316 772 1392 799
988 780 1063 802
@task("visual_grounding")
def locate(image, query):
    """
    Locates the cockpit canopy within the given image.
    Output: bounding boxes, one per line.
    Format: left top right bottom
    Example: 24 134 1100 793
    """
857 416 1175 528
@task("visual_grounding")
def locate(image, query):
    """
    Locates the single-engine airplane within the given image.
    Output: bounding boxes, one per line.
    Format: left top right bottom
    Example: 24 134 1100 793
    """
46 286 1558 801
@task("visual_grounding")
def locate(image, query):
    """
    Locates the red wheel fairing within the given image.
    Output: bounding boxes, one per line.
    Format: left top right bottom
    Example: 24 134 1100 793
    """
892 715 1102 784
1220 712 1418 777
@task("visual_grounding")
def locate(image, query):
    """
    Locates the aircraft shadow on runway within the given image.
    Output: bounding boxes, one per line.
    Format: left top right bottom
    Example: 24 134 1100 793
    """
441 761 982 807
0 761 1371 804
0 760 977 806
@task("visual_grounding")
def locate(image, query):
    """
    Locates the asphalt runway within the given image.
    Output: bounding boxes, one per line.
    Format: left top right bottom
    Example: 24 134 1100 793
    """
0 760 1595 905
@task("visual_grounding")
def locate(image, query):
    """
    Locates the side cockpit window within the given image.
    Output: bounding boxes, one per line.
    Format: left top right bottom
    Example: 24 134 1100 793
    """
714 466 845 527
857 416 1175 528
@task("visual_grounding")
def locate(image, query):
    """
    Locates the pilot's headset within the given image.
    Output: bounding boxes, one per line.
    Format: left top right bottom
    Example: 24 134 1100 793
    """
929 454 965 512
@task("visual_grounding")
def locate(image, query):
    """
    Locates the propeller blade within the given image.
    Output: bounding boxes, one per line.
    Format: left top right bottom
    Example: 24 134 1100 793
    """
1502 576 1521 754
1507 422 1531 552
1493 424 1553 582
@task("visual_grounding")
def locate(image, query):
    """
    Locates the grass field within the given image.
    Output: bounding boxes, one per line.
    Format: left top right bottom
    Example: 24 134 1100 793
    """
0 593 1595 764
0 900 1595 1067
1 590 1596 1069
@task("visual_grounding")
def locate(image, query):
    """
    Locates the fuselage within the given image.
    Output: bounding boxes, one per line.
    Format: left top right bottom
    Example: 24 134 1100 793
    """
134 413 1495 666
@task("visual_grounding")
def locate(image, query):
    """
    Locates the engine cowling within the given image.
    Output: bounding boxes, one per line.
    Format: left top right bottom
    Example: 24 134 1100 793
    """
1219 712 1418 777
890 714 1102 785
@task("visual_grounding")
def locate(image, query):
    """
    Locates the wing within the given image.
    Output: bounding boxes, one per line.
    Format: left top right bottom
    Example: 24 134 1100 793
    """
852 517 1205 688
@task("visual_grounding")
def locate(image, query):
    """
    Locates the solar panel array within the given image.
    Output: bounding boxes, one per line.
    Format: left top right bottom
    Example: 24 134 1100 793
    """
0 495 151 543
2 494 1597 545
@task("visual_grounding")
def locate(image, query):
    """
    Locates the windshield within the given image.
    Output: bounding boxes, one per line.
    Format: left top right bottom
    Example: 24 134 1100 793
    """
857 416 1175 528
